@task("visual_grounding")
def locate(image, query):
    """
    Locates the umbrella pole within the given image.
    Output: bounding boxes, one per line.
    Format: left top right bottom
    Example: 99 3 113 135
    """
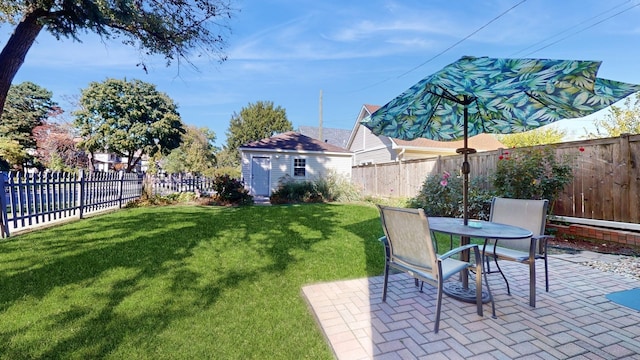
463 104 470 226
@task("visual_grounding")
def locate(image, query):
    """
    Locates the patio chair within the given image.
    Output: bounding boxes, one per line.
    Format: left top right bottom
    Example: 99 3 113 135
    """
483 197 551 307
377 205 487 333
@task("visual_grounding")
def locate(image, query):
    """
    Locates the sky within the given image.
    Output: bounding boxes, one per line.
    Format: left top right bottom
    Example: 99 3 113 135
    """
5 0 640 146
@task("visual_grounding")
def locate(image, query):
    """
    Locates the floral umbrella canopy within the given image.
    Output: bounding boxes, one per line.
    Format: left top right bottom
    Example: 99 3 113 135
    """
362 56 640 224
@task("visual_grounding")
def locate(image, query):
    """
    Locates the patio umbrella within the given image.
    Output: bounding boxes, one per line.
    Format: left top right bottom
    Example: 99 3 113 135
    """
362 56 640 225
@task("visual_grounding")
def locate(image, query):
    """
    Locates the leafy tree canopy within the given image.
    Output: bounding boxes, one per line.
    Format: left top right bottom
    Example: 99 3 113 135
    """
33 122 87 171
497 126 566 148
224 101 292 165
0 0 235 115
588 93 640 138
163 125 218 175
74 78 185 172
0 81 58 148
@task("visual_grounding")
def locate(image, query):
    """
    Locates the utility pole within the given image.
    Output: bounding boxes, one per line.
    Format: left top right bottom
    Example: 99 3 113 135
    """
319 89 323 142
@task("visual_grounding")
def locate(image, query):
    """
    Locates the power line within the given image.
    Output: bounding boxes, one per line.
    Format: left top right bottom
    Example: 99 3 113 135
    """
521 1 640 57
397 0 527 78
511 0 634 57
351 0 527 92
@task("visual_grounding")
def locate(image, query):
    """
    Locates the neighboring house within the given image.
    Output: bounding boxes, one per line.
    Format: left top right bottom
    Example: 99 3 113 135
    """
347 104 505 165
91 151 148 173
298 126 352 149
238 132 353 197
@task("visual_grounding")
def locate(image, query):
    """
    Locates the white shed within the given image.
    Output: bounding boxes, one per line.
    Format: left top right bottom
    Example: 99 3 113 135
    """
238 132 353 197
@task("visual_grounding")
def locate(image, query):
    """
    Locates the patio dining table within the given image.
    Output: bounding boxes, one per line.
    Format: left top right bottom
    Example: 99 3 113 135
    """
427 217 533 316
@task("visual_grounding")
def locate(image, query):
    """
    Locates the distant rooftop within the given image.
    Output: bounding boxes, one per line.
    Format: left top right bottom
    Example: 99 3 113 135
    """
298 126 352 149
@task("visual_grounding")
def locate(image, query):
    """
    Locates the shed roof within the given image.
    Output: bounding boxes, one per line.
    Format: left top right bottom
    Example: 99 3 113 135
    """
240 132 352 154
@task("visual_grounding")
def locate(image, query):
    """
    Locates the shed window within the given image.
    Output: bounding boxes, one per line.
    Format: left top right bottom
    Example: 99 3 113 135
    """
294 158 306 177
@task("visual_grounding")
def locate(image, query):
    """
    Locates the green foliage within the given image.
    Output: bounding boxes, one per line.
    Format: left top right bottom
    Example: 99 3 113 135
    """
224 101 293 166
498 126 566 147
1 0 233 61
0 82 57 147
492 147 575 206
74 78 185 172
0 137 26 170
126 191 200 208
409 171 494 220
163 125 217 175
212 174 253 206
270 173 363 204
270 177 324 204
589 93 640 138
0 82 58 168
0 0 234 138
316 171 363 203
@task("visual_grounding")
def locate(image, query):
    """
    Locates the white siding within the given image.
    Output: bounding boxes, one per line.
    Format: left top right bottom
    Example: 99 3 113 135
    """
240 149 353 196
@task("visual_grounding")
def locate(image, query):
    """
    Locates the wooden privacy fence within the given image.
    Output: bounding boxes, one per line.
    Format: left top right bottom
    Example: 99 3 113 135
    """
352 134 640 224
1 171 143 238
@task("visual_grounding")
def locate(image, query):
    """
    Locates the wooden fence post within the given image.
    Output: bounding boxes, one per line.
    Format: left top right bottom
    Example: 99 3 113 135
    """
615 134 631 222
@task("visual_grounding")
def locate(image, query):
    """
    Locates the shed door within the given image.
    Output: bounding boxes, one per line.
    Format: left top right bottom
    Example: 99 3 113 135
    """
251 157 271 196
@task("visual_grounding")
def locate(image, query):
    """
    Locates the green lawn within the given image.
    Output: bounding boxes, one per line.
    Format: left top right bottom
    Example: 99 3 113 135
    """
0 203 386 359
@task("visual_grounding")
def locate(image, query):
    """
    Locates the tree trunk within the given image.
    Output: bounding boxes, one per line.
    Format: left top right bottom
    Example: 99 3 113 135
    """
0 9 48 116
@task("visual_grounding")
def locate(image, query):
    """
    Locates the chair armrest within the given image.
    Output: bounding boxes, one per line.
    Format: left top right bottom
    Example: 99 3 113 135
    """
379 236 390 260
439 244 479 261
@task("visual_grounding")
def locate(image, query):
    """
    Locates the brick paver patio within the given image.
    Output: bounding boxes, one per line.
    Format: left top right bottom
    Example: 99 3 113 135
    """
302 252 640 359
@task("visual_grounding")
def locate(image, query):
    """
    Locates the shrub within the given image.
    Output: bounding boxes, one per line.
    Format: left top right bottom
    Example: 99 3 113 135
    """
212 174 253 206
409 171 494 220
492 147 575 208
315 171 362 203
269 176 323 204
269 172 362 205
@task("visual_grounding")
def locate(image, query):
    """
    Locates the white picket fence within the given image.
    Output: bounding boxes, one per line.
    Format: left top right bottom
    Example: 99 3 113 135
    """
1 171 143 238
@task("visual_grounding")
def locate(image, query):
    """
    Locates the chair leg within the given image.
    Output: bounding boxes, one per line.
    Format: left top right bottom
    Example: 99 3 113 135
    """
544 255 549 292
434 281 443 333
529 260 536 307
474 264 483 317
482 264 496 318
382 263 390 302
493 257 511 295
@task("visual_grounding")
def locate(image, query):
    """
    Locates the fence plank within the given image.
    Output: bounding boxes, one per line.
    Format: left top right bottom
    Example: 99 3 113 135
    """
1 170 143 237
351 135 640 224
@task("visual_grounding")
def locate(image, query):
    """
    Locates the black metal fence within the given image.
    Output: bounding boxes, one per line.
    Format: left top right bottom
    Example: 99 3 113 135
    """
1 171 143 238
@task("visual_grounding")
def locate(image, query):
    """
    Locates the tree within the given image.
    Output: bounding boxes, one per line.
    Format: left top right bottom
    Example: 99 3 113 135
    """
0 0 234 117
0 81 58 169
163 125 218 175
33 122 87 171
224 101 293 165
589 93 640 138
497 126 566 148
0 137 26 171
74 78 185 172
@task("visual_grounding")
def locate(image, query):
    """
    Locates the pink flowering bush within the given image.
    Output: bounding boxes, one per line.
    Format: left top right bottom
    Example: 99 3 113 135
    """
493 147 575 205
409 171 493 219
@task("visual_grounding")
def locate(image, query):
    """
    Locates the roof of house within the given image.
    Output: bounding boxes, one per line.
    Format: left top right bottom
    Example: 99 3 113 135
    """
393 133 505 151
240 132 352 154
363 104 381 114
298 126 352 148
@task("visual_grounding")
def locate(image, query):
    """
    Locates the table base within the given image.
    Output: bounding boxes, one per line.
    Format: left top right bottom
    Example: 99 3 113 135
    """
443 282 492 304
